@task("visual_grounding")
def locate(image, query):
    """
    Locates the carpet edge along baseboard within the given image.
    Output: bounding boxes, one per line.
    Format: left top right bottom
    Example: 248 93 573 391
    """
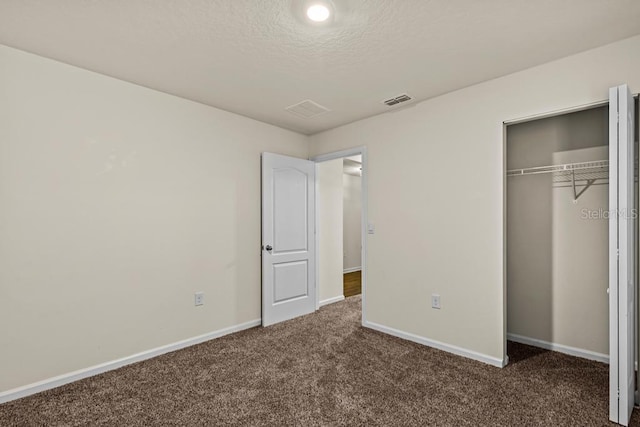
0 318 262 404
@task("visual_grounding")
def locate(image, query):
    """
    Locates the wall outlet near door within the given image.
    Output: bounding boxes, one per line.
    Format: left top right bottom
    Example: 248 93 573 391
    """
194 292 204 306
431 294 441 309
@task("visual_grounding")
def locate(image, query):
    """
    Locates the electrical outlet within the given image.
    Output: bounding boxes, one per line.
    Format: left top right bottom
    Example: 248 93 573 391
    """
431 294 441 309
194 292 204 306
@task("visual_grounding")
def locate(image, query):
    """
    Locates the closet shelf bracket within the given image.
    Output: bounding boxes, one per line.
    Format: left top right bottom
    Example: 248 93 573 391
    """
571 169 596 203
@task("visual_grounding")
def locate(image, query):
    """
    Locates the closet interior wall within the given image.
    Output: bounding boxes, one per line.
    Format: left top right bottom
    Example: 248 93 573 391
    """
507 106 612 357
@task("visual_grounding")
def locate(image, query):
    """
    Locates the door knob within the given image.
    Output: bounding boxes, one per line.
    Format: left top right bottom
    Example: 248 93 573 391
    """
264 245 273 251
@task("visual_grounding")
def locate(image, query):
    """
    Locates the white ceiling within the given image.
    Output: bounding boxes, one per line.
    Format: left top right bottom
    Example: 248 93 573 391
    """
1 1 640 135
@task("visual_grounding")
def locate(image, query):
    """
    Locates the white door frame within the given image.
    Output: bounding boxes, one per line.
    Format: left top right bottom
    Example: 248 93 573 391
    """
609 84 636 425
502 98 610 366
502 94 639 423
311 146 368 325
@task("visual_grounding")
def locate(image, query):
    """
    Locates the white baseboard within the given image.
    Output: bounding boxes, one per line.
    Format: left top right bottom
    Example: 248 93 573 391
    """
364 321 506 368
507 333 609 364
319 295 345 307
343 267 361 274
0 318 262 404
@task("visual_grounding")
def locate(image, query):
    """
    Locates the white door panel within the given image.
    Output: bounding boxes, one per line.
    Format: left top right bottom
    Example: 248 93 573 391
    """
610 84 636 426
262 153 316 326
610 85 620 424
273 168 309 252
273 261 308 303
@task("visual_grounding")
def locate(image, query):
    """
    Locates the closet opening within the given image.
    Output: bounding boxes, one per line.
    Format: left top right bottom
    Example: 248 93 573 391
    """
504 96 639 424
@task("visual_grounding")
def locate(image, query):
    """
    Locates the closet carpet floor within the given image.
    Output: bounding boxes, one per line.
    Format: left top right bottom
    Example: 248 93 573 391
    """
1 295 637 426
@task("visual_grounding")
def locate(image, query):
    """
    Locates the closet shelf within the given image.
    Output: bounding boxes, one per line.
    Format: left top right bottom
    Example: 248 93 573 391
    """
507 160 609 202
507 160 608 179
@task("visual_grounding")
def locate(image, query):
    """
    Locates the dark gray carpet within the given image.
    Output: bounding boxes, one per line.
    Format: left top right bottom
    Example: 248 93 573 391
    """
0 295 637 426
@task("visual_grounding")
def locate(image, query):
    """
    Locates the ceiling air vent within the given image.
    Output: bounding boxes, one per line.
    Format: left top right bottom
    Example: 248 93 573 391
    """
383 93 412 107
285 99 330 119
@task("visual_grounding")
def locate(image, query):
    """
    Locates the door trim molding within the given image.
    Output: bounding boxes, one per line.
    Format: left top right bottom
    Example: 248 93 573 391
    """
503 99 609 126
0 318 261 404
311 146 368 325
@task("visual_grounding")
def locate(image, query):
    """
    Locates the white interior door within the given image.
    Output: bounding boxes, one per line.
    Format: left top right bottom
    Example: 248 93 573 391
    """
262 152 316 326
609 84 636 426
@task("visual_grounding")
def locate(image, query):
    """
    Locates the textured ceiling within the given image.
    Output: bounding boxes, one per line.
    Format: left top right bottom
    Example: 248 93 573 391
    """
1 0 640 135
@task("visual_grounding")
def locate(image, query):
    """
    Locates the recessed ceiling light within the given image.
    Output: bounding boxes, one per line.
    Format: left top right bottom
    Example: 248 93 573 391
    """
306 4 331 22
